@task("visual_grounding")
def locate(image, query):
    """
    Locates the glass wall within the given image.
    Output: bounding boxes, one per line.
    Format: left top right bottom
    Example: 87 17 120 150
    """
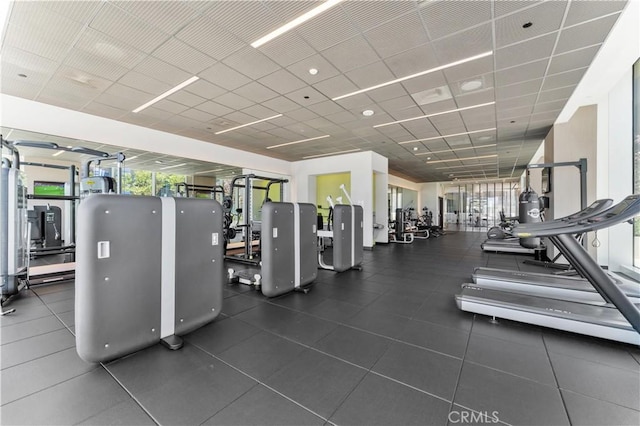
443 181 520 231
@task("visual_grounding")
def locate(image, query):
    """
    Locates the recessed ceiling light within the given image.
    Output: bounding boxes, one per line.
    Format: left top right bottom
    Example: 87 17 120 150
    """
426 154 497 164
398 127 496 144
427 157 432 160
133 76 199 113
522 22 533 28
267 134 331 149
66 145 72 148
214 114 283 135
510 120 516 123
374 102 494 128
460 80 482 92
309 68 318 75
362 110 374 116
155 160 164 164
332 51 493 101
251 0 343 48
413 147 418 151
18 73 27 78
478 135 492 141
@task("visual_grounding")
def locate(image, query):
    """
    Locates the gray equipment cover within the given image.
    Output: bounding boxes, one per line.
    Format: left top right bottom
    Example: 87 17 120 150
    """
332 205 364 272
76 195 162 362
76 195 223 363
260 202 317 297
173 198 223 335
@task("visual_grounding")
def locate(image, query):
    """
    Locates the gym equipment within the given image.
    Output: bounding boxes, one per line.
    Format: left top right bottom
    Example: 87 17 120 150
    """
456 194 640 345
76 194 224 362
175 183 225 202
224 174 287 265
1 138 28 305
80 151 125 198
229 202 318 297
318 185 364 272
389 207 415 243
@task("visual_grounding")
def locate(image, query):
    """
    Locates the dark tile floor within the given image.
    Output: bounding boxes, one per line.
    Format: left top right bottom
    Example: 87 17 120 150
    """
1 232 639 425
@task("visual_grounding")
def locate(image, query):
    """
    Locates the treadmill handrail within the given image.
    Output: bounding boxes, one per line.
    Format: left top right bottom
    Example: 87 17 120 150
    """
514 198 613 231
513 195 640 237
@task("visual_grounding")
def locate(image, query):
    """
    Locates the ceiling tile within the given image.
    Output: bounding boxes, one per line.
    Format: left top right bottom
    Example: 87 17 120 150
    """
222 47 281 80
495 59 548 86
287 54 341 84
1 46 59 85
196 101 234 117
241 104 280 120
204 1 280 43
496 78 543 100
547 44 601 75
89 2 169 54
167 90 207 108
179 108 213 123
152 99 189 115
564 0 627 27
258 32 316 67
367 83 410 103
296 5 360 51
555 14 621 54
341 1 417 32
262 96 302 113
183 79 227 99
431 23 492 65
495 1 567 48
74 28 146 69
321 36 380 73
175 15 244 60
212 92 255 110
113 1 200 35
134 56 192 86
537 85 577 103
233 82 279 104
364 12 428 59
542 67 588 91
119 71 171 95
496 33 555 70
285 86 328 106
313 74 359 99
152 38 217 74
3 22 72 62
199 62 251 91
345 61 395 89
258 69 308 95
63 48 129 81
421 0 492 40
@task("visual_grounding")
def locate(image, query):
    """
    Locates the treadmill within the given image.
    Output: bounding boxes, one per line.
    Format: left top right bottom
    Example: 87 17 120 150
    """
456 194 640 345
473 199 640 305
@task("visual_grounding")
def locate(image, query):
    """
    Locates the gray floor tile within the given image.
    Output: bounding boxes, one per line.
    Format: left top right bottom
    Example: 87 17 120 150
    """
0 315 65 345
465 333 556 385
265 349 367 419
1 369 128 425
366 292 426 318
454 361 569 426
45 297 75 315
472 316 545 348
2 328 76 370
78 399 156 425
313 325 392 369
269 291 328 311
447 404 509 426
234 302 300 330
135 357 256 425
345 306 410 338
57 310 75 328
413 293 473 331
543 330 640 371
38 288 75 304
203 384 325 425
305 298 363 323
0 304 53 327
550 352 640 410
0 347 97 405
106 343 218 395
397 318 470 358
218 331 306 381
372 341 461 400
221 294 263 317
266 312 338 346
32 282 74 296
561 389 640 426
183 316 261 355
330 373 450 426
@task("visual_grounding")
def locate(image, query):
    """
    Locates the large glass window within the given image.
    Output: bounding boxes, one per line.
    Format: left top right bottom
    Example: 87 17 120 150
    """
633 59 640 267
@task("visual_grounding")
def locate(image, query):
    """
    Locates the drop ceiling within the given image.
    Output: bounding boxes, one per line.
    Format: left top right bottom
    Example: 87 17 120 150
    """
0 0 628 182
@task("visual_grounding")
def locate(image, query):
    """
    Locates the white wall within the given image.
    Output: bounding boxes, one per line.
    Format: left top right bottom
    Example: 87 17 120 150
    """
419 182 443 226
292 151 388 248
2 95 292 176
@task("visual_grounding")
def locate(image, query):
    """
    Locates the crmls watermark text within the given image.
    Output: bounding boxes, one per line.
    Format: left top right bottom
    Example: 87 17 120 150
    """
448 410 500 424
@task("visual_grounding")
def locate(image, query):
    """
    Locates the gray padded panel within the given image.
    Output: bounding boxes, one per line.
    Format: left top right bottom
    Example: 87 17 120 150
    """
297 203 318 286
261 202 295 297
353 205 364 267
173 198 224 335
76 195 162 363
332 205 353 273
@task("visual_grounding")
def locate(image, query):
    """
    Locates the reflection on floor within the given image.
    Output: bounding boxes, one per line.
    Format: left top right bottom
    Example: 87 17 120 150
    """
1 232 639 425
